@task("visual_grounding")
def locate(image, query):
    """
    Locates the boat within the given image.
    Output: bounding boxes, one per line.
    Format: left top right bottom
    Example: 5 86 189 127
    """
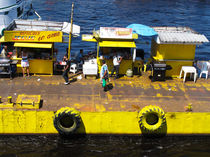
0 0 41 36
0 4 210 136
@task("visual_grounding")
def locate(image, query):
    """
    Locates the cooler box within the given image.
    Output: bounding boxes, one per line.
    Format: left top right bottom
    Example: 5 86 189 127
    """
83 59 98 76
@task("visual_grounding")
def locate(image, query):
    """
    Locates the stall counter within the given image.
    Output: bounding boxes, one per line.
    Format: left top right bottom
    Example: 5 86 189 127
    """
15 59 53 75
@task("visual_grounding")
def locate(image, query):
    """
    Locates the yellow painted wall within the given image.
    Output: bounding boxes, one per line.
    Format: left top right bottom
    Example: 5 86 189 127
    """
17 59 53 75
29 59 53 75
151 40 196 60
1 110 210 135
151 40 196 77
165 60 193 77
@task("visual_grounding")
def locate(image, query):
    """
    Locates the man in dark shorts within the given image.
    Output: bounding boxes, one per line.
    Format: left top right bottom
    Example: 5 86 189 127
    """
62 55 70 85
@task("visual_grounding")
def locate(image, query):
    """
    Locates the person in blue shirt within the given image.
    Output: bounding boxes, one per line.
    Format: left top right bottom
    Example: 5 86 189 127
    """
100 60 109 90
76 49 84 63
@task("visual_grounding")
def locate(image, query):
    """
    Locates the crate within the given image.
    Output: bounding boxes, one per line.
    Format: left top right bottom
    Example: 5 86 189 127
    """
0 96 14 108
16 94 41 109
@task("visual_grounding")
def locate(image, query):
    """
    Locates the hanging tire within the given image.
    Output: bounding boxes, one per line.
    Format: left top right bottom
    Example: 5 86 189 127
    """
54 107 81 135
138 105 166 134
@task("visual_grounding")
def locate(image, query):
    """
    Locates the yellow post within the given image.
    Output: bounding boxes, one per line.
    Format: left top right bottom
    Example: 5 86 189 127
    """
7 96 12 103
0 96 1 103
68 3 74 60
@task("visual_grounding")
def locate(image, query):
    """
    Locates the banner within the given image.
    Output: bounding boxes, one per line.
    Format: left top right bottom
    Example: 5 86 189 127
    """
4 31 63 42
99 27 133 39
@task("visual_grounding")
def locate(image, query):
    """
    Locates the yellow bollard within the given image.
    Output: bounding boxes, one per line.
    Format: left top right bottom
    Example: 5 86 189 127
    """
0 96 1 103
185 103 193 112
7 96 12 104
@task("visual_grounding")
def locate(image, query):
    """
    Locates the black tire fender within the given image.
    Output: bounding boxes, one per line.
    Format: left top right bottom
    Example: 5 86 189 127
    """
54 107 81 135
138 105 166 133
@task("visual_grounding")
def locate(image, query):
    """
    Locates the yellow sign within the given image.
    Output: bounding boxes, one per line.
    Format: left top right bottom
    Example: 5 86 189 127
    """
4 31 63 42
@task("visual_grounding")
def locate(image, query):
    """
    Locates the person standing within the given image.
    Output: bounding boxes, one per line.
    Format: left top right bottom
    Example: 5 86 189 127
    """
21 50 30 77
100 60 109 90
110 51 122 79
62 55 70 85
0 45 8 57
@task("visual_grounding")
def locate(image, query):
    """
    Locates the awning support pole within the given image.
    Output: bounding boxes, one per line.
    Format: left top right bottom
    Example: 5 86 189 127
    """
68 2 74 60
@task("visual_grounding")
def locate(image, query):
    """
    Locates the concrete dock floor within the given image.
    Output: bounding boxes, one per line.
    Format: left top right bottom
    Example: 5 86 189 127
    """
0 72 209 112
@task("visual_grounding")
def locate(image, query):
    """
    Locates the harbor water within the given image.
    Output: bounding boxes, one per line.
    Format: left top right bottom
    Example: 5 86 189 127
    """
1 135 210 157
32 0 210 61
1 0 210 156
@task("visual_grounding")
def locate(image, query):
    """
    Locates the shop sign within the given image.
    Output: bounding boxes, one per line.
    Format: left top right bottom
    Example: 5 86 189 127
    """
99 27 132 39
4 31 63 42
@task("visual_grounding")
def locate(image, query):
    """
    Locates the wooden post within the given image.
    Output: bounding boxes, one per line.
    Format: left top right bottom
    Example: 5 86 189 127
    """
68 2 74 60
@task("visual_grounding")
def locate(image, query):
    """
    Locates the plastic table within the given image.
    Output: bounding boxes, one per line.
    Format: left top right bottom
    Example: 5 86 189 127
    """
179 66 197 83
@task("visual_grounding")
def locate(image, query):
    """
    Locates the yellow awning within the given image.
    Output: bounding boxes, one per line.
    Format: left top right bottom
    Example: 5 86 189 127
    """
82 34 97 42
99 41 136 48
14 43 52 48
0 36 5 42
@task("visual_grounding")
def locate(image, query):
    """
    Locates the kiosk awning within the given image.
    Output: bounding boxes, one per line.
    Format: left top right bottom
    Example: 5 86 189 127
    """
14 43 53 49
99 41 136 48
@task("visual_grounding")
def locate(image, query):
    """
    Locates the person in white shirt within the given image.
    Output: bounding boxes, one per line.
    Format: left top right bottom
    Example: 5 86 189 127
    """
0 45 7 57
110 51 122 79
21 50 30 77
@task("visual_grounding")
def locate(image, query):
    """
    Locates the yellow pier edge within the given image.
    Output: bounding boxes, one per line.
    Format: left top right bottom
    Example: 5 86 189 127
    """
0 110 210 135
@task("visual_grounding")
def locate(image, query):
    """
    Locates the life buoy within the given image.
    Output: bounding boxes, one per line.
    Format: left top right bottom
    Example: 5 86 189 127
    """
138 105 166 134
54 107 81 135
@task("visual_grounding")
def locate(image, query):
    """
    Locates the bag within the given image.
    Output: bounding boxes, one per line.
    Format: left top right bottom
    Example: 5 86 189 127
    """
104 73 109 80
102 79 106 87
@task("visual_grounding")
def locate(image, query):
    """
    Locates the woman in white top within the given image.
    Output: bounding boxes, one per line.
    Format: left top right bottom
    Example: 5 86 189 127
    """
21 50 30 77
0 45 7 57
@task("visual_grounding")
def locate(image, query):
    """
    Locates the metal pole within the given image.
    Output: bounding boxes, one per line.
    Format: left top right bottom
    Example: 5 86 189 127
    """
68 2 74 60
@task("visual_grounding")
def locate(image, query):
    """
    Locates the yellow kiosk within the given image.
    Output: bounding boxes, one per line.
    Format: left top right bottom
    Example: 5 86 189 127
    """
4 31 62 75
2 19 80 75
82 27 139 75
151 27 209 77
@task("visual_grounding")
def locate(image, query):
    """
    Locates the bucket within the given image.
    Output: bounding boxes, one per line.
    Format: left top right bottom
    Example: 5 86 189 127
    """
126 69 133 77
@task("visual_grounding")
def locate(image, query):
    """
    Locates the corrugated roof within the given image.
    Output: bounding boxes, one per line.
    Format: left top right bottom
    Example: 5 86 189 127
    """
153 26 195 33
6 19 80 35
157 32 209 44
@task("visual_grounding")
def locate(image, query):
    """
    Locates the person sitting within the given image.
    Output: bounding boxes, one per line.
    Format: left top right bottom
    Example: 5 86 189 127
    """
76 49 84 63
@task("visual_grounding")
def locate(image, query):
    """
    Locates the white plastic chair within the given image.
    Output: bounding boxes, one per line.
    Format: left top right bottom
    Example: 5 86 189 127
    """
179 66 197 83
199 62 209 79
69 63 77 74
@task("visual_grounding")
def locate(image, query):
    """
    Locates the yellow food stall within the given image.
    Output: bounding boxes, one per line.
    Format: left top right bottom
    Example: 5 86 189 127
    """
1 19 80 75
151 27 209 77
82 27 139 75
4 30 62 75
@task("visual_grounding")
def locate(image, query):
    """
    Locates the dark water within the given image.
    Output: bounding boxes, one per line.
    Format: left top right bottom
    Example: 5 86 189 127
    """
1 0 210 156
1 135 210 157
32 0 210 61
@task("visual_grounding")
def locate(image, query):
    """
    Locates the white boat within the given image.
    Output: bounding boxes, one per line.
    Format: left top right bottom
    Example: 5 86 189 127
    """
0 0 41 36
